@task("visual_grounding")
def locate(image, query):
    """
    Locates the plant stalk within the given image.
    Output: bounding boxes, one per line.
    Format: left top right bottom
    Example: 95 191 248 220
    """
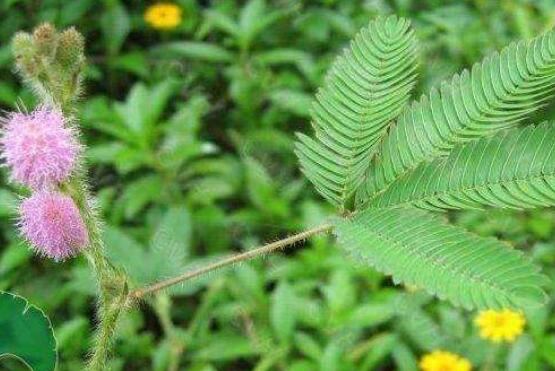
64 177 129 371
87 284 128 371
130 223 334 300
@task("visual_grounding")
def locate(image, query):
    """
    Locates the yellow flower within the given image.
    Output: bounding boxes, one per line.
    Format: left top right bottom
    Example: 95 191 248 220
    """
474 309 525 343
144 3 182 30
419 350 472 371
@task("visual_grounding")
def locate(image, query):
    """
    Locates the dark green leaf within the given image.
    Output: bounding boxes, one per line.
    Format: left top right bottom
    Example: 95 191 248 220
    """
0 292 57 371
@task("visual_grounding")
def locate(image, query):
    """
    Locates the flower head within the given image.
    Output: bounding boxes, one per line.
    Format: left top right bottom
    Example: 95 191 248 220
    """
1 108 80 189
19 191 88 261
419 350 472 371
474 309 525 343
144 3 182 30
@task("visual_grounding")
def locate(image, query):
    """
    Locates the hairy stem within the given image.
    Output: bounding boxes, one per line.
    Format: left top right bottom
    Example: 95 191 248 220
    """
87 285 127 371
85 256 127 370
64 177 129 370
130 223 334 300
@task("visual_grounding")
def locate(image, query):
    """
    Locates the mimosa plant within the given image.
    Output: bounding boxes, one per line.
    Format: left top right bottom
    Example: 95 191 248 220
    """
4 16 555 369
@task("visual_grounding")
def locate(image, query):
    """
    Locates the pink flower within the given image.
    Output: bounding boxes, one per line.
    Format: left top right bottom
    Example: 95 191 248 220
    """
19 191 89 261
1 108 80 189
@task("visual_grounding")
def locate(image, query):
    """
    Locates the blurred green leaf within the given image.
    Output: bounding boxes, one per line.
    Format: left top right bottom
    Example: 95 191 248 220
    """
204 9 239 36
111 52 150 78
392 342 418 371
106 207 191 286
119 175 164 219
100 2 130 55
354 333 398 370
0 82 17 106
104 225 146 280
144 80 177 130
347 301 395 328
193 334 260 361
294 332 322 360
399 308 447 351
150 207 192 261
153 42 235 63
0 189 18 217
56 316 89 356
0 243 31 275
269 89 312 117
323 270 355 316
244 157 288 218
145 207 191 284
507 335 536 371
59 0 94 26
540 336 555 367
114 83 160 143
238 0 290 51
270 281 296 343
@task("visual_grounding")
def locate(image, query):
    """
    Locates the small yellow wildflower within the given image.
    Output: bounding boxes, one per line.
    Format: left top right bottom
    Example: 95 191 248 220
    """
474 309 525 343
144 3 182 30
419 350 472 371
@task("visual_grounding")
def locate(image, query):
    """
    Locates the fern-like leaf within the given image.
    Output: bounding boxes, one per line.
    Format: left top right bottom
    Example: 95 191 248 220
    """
296 15 418 209
334 208 547 310
358 28 555 205
371 123 555 210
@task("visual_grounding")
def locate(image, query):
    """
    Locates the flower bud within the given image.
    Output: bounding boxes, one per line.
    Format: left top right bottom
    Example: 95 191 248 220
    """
56 27 85 71
12 32 33 53
12 32 39 77
32 23 57 58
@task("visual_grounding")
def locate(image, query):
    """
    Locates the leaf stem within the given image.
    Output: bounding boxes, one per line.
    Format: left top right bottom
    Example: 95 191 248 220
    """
130 223 334 300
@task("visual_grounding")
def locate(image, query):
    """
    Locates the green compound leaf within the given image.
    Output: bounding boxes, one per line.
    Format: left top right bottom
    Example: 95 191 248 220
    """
295 15 418 210
359 27 555 205
371 123 555 210
334 208 548 310
0 292 57 371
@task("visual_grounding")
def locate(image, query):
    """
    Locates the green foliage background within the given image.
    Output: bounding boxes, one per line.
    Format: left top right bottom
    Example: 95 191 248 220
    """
1 0 555 370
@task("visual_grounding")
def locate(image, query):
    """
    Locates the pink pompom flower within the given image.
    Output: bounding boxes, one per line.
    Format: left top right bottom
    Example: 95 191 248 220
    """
1 108 80 189
19 191 89 261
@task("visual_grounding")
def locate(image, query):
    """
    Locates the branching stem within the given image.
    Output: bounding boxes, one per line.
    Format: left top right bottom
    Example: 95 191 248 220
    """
130 223 334 300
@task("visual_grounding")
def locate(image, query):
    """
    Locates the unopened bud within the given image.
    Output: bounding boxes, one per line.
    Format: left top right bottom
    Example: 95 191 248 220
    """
12 32 39 77
12 32 33 53
33 23 57 57
56 27 85 70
